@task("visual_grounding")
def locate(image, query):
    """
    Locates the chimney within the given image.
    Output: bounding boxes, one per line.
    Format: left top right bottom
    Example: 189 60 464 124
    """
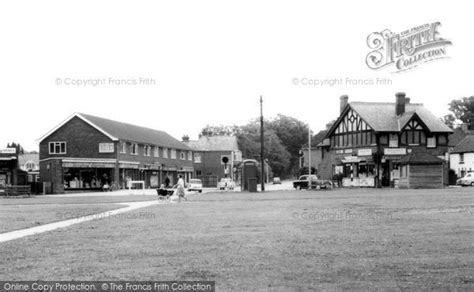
395 92 406 116
340 95 348 114
182 135 190 142
405 97 410 104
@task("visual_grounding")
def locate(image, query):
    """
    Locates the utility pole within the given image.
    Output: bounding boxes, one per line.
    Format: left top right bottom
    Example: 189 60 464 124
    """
308 124 312 189
260 95 265 192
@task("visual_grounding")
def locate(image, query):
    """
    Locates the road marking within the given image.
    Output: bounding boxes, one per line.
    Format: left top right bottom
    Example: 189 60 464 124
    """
0 201 160 243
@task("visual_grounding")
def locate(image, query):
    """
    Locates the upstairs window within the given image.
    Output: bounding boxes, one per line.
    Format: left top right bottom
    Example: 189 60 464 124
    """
180 151 185 160
49 142 66 154
154 147 159 157
427 137 436 148
188 151 193 161
194 153 202 163
120 142 127 153
459 153 464 163
131 143 138 155
144 145 151 156
163 148 169 158
171 149 177 159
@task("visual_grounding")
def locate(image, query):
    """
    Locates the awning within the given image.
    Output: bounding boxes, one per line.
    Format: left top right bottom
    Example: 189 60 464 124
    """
62 158 117 168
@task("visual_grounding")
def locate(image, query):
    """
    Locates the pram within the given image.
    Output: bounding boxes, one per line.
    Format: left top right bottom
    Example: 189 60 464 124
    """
156 187 174 201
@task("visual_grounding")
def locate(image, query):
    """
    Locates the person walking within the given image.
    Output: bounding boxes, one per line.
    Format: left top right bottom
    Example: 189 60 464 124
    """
177 175 187 202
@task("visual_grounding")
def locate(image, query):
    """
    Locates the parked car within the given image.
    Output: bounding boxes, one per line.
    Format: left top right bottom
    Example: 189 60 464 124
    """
456 172 474 187
187 179 203 193
218 178 235 190
273 177 281 184
293 174 332 190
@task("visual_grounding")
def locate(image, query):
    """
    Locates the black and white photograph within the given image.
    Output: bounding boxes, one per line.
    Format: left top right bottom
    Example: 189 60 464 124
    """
1 1 473 291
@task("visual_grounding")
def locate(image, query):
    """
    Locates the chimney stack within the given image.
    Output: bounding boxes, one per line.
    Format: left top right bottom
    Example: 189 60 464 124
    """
340 95 349 114
405 97 410 104
395 92 406 116
182 135 190 142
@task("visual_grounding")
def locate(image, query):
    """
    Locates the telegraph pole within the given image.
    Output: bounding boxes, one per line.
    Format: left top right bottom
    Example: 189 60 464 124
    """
260 96 265 192
308 124 312 189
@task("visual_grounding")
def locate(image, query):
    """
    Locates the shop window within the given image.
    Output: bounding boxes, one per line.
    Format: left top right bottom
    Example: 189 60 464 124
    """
194 153 202 163
49 142 66 154
188 151 192 161
170 149 176 159
427 137 436 148
163 148 168 158
154 147 159 157
131 143 138 155
180 151 185 160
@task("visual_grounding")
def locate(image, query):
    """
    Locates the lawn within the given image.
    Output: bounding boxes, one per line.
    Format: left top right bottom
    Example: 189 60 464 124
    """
0 188 473 291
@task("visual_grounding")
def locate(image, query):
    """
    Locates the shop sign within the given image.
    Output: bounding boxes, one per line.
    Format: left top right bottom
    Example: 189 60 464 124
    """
344 149 353 154
343 156 360 163
357 148 372 156
336 150 344 154
384 148 406 155
0 148 16 154
99 143 115 153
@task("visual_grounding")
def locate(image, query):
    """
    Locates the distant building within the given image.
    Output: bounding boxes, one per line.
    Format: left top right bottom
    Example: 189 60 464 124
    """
318 93 453 188
184 135 242 187
18 153 39 184
38 113 194 194
0 147 20 187
450 135 474 178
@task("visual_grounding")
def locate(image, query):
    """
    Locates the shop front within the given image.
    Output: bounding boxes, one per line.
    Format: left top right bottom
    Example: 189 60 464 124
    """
62 158 117 191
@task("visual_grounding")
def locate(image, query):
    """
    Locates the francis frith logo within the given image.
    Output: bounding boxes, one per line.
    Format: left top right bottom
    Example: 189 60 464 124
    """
366 22 452 72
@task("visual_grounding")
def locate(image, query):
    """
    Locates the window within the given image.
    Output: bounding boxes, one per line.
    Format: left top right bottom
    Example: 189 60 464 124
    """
163 148 168 158
438 135 447 145
154 147 159 157
120 142 127 153
459 153 464 164
188 151 192 161
389 134 398 148
380 134 388 145
194 153 202 163
24 161 36 171
144 145 151 156
49 142 66 154
196 170 202 176
427 137 436 148
171 149 177 159
180 151 185 160
131 143 138 155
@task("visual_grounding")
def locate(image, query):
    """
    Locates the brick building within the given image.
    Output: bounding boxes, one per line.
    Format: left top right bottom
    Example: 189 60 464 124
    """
38 113 194 194
318 93 453 188
184 135 242 187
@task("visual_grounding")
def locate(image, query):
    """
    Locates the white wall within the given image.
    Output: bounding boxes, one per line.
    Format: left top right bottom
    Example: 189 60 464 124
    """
450 153 474 177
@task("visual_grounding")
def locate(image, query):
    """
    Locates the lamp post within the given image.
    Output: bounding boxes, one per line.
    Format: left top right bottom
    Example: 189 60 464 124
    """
308 123 312 189
260 95 265 192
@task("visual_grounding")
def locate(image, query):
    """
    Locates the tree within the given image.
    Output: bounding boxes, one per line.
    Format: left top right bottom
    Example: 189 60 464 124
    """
199 124 240 137
237 120 291 177
267 114 309 175
447 96 474 123
440 114 456 129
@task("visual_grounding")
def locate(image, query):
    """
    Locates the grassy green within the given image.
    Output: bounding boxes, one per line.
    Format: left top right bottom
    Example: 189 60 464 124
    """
1 188 473 291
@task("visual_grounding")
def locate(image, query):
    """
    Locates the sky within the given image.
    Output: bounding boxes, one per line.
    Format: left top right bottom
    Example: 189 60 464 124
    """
0 0 472 152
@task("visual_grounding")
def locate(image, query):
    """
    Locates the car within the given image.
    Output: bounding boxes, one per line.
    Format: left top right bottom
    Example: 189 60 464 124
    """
293 174 332 190
456 172 474 187
218 178 235 190
272 177 281 184
187 179 203 193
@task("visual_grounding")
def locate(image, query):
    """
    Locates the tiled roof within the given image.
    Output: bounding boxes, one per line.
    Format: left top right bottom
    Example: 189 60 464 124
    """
451 135 474 153
398 152 444 164
184 136 239 151
349 102 453 133
79 113 191 150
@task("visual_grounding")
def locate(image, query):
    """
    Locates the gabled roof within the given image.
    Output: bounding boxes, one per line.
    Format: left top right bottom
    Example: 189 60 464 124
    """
398 152 444 165
38 113 191 150
451 135 474 153
185 136 239 152
348 102 453 133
